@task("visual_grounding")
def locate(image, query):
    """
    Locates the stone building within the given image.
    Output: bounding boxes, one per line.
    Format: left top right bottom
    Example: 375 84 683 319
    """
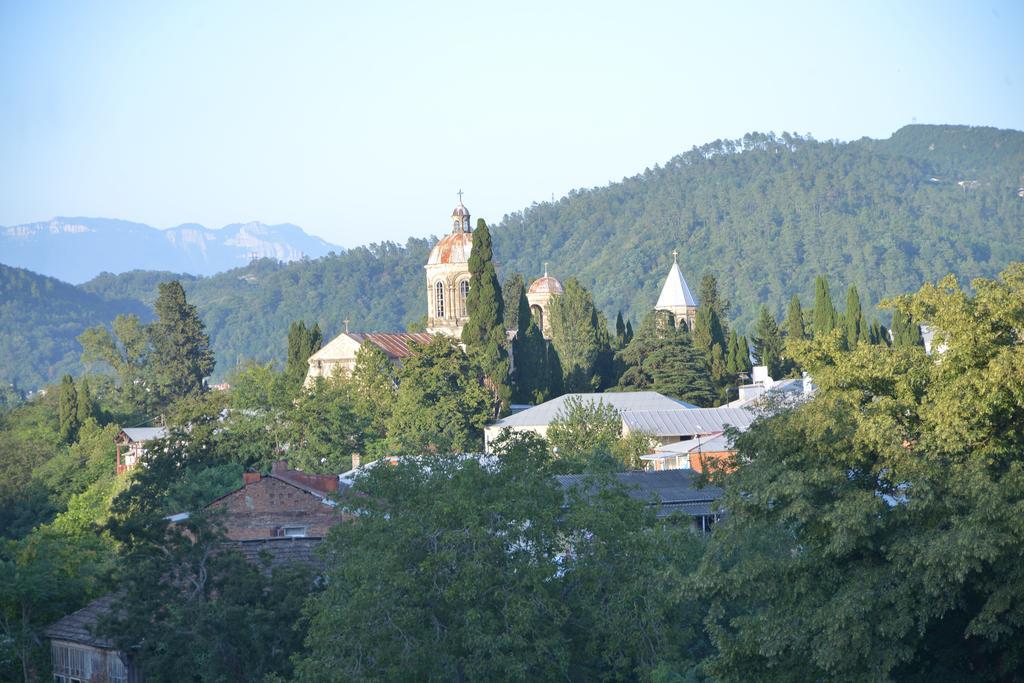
424 198 474 337
525 267 563 339
655 250 698 330
305 197 476 386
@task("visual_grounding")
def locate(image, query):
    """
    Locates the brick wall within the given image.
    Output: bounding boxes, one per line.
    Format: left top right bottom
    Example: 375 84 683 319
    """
208 476 342 541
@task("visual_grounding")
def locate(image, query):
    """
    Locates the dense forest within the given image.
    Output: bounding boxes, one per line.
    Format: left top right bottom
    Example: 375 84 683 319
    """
2 124 1022 389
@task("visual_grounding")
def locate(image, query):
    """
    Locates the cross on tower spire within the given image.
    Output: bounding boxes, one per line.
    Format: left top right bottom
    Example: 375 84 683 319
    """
343 319 350 334
672 249 679 263
544 261 549 277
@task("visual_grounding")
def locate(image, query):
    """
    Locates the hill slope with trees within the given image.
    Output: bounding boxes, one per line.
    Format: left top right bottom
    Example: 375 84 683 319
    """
2 124 1022 388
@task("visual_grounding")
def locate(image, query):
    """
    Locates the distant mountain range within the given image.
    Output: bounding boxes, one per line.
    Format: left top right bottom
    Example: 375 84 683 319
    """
0 217 340 283
2 124 1023 392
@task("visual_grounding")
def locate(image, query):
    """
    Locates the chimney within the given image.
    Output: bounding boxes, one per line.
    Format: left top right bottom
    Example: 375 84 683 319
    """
243 471 261 485
351 453 361 469
271 460 288 474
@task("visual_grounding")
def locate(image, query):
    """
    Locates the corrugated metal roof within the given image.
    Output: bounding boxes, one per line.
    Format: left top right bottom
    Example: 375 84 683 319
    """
555 470 723 517
622 407 754 437
120 427 166 442
491 391 698 428
348 332 433 359
655 260 698 309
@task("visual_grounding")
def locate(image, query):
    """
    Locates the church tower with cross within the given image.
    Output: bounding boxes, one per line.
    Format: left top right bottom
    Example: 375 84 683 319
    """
655 250 699 330
424 192 475 337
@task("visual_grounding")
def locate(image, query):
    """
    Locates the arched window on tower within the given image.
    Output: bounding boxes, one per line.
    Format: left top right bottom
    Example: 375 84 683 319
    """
531 304 543 332
435 281 445 318
459 280 470 317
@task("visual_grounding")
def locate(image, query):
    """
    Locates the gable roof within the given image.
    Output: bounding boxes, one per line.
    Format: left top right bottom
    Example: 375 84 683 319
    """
490 391 697 429
655 260 698 309
308 331 433 362
622 407 754 437
118 427 166 442
44 594 117 648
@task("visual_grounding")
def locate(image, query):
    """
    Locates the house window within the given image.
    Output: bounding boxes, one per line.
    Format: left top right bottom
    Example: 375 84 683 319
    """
282 525 308 537
435 281 445 318
52 643 89 679
459 280 470 316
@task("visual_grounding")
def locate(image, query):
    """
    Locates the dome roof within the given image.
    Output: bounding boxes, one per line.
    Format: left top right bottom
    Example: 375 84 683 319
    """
427 230 474 265
452 202 470 218
528 275 564 295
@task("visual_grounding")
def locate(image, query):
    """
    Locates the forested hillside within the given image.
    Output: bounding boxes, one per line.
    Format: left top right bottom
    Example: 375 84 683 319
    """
0 265 151 389
3 124 1022 388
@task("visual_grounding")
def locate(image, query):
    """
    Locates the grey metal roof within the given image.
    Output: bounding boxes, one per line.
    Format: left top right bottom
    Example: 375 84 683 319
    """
648 432 733 456
555 469 723 516
120 427 166 442
622 407 754 437
491 392 697 428
44 594 116 648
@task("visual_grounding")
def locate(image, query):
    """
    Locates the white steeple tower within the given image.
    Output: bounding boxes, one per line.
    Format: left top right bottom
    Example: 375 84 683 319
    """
655 250 699 330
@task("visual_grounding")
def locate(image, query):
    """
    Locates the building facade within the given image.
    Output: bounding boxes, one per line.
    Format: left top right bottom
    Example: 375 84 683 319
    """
425 199 475 337
525 267 564 339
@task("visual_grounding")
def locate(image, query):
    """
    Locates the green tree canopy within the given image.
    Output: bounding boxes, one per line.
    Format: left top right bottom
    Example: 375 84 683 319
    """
700 263 1024 680
148 281 215 407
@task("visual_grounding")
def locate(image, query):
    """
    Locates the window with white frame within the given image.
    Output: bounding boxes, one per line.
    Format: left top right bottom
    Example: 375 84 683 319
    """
459 280 470 316
435 281 445 318
52 643 89 680
282 525 308 537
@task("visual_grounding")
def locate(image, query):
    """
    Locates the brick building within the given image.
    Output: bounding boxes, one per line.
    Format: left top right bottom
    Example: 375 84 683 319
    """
207 460 343 541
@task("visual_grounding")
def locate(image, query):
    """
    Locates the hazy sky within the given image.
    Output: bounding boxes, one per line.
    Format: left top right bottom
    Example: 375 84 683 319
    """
1 0 1021 246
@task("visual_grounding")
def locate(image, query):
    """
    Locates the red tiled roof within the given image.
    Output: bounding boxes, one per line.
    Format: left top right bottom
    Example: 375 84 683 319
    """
348 332 433 359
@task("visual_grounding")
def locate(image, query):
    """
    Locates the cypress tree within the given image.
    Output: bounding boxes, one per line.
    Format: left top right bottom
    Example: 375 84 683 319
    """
784 294 806 340
58 374 80 444
549 278 608 393
615 311 626 349
752 305 785 378
149 280 215 405
502 273 526 332
692 305 728 385
462 219 511 414
512 285 549 404
737 335 753 375
725 330 741 376
76 376 94 424
813 275 838 337
845 285 865 349
286 321 322 388
624 320 634 345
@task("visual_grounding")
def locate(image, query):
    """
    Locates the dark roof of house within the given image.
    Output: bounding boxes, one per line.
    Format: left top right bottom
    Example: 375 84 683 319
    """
555 470 723 518
349 332 434 359
43 594 117 648
228 537 325 572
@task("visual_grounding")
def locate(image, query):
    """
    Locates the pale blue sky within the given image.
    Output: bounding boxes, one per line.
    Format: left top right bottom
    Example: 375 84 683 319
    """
1 0 1021 246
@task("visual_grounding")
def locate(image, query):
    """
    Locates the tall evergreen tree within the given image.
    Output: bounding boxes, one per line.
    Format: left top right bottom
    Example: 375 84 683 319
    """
549 278 607 393
76 376 94 425
624 320 634 345
461 219 510 415
784 294 807 341
149 280 215 406
615 311 715 406
615 311 627 349
58 374 80 444
511 285 549 404
692 306 728 387
892 309 925 348
752 305 785 379
737 335 753 375
812 275 838 337
725 330 741 376
845 285 865 349
698 272 730 328
501 273 526 332
286 320 322 389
